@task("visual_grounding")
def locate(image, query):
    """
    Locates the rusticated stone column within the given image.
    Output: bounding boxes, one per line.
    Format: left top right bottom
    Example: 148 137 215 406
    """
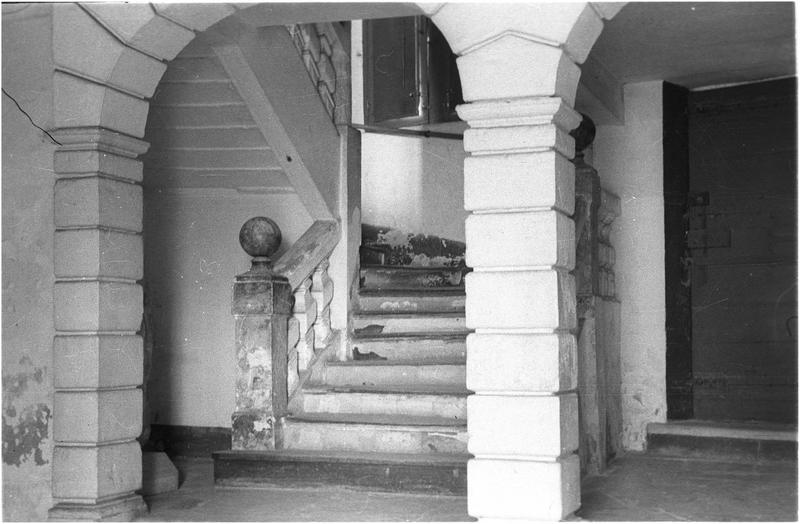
49 127 149 521
231 217 293 450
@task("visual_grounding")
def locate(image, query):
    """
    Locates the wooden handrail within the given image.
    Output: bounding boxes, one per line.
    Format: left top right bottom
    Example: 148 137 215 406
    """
273 220 340 291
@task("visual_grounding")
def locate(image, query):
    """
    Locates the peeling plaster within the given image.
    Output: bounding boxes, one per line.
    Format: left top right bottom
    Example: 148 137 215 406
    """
2 366 51 467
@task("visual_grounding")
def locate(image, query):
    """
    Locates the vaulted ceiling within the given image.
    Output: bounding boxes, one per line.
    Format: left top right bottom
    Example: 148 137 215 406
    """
577 2 796 123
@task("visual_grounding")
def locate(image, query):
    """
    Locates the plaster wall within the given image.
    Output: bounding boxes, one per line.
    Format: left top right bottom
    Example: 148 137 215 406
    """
1 4 56 519
143 188 312 428
593 81 667 450
361 132 467 242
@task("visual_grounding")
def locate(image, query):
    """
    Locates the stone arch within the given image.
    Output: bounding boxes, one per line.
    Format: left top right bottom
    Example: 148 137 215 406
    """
49 3 623 520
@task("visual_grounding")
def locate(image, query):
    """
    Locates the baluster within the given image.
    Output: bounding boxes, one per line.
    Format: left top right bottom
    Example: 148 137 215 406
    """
293 277 317 370
311 260 333 350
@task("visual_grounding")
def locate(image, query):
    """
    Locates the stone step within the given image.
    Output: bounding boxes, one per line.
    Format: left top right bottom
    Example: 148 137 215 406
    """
357 288 465 314
353 312 467 336
350 334 467 362
213 449 469 494
321 361 466 388
646 420 797 463
281 413 468 455
300 385 468 419
360 265 467 290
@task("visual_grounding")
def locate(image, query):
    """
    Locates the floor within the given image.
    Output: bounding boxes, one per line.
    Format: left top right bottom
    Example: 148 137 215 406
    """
138 454 797 522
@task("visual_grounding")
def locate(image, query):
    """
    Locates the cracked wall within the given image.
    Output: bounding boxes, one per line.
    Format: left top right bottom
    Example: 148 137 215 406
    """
2 3 56 520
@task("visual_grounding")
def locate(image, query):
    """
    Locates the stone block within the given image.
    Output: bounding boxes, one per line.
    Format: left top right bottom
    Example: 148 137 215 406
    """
456 36 580 104
432 3 592 55
466 333 576 392
153 3 236 32
54 389 142 443
465 210 575 270
464 123 574 159
54 335 143 389
54 229 142 280
54 281 143 332
141 451 179 495
52 442 141 502
464 152 575 214
468 394 578 456
55 176 142 232
53 4 165 98
54 72 149 138
83 3 195 61
467 455 580 520
54 150 143 182
465 270 576 330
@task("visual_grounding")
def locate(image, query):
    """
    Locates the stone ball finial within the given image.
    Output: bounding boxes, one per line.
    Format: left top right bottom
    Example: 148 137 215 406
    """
570 113 596 153
239 217 282 259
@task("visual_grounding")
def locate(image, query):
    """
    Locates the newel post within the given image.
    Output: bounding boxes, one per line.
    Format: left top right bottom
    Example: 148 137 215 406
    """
231 217 293 450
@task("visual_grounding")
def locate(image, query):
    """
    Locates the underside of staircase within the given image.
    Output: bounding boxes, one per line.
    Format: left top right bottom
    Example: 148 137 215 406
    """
214 263 471 494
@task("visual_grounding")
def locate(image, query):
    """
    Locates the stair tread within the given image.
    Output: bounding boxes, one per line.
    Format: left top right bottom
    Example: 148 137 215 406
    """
288 412 466 427
327 360 464 367
359 288 465 296
361 265 466 272
304 383 471 395
354 311 465 319
352 332 469 341
213 448 470 465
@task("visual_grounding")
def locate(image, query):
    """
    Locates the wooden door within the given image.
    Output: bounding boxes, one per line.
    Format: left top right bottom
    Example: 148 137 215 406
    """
687 78 797 423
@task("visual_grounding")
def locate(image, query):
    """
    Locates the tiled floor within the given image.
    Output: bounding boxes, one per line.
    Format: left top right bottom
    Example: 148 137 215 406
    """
138 453 797 521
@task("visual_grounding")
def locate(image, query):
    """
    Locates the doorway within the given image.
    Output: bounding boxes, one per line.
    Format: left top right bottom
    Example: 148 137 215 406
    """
665 77 798 423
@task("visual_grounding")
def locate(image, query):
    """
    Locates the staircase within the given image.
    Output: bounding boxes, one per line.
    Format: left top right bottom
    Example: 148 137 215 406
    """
214 264 471 494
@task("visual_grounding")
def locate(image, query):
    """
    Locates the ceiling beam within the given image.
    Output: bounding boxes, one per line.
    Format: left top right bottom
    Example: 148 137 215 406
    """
213 40 335 220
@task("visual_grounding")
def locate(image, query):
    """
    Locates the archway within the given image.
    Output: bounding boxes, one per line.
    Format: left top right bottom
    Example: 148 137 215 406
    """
49 3 621 520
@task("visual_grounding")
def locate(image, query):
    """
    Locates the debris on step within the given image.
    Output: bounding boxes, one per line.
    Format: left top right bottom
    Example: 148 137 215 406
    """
353 347 388 361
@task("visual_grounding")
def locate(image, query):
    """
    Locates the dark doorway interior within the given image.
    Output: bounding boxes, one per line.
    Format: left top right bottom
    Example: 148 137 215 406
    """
665 78 798 423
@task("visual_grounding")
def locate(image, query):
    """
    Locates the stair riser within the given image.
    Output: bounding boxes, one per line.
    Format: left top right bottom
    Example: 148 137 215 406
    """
282 422 468 454
213 452 467 495
350 338 466 362
302 392 467 419
353 315 467 335
361 268 465 290
357 294 466 314
323 365 466 388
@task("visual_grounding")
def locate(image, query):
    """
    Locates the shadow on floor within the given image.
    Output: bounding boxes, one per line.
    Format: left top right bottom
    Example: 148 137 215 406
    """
138 453 797 521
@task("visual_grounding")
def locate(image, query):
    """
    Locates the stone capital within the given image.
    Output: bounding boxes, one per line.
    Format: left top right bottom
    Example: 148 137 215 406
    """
51 127 150 158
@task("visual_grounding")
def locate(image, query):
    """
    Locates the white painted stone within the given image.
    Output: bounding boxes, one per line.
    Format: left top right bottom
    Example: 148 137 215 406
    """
83 4 196 61
431 3 590 55
54 150 143 183
302 390 466 419
468 455 580 520
591 2 626 20
54 229 142 280
456 37 580 104
54 281 143 332
465 270 576 331
464 152 575 214
52 442 141 502
153 3 237 32
468 394 578 456
53 4 166 98
464 124 574 160
54 177 142 232
54 72 149 138
563 3 604 64
466 333 576 392
54 335 143 389
465 211 575 270
54 389 142 443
